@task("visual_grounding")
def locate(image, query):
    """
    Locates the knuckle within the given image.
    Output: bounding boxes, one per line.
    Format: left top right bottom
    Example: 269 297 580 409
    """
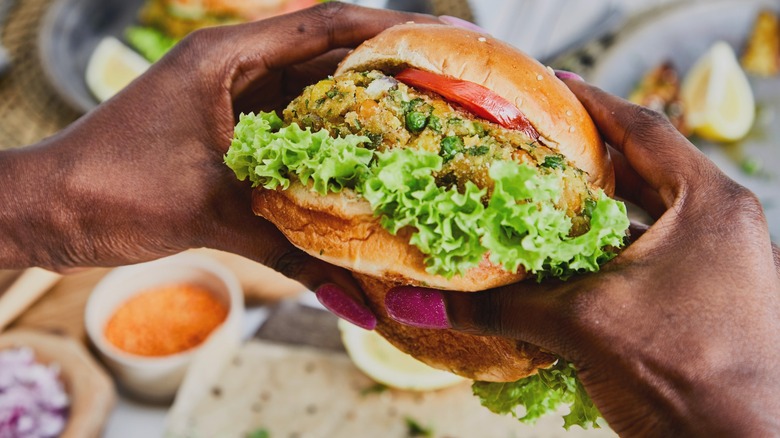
301 1 349 42
291 1 347 29
721 180 761 206
309 1 348 19
177 27 219 51
621 105 679 149
678 176 767 241
265 248 308 280
447 290 504 336
168 27 227 72
470 291 509 334
716 181 765 224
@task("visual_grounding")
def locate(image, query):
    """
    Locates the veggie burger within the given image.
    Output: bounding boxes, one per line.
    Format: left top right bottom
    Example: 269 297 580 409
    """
226 24 630 426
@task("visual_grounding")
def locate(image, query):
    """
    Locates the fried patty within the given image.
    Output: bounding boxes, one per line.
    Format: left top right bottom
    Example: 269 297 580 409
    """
283 70 597 233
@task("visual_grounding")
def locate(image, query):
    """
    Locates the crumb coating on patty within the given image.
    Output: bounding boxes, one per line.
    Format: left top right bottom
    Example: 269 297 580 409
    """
284 70 596 235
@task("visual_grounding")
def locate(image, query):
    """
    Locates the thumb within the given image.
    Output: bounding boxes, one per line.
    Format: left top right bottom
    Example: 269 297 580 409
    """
384 280 578 358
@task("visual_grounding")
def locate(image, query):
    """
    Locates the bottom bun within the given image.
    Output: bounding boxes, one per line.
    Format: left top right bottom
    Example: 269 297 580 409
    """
252 185 528 292
354 273 556 382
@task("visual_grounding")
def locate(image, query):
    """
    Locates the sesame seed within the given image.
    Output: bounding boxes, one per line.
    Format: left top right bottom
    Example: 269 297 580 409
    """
537 74 543 81
566 110 573 116
569 126 576 133
478 37 487 42
546 66 555 75
406 21 415 24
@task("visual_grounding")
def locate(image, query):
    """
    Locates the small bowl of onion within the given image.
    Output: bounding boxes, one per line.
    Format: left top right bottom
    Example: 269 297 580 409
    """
85 252 244 402
0 329 115 438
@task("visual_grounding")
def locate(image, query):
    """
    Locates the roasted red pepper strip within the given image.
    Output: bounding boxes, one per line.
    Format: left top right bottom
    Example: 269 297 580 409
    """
395 68 540 139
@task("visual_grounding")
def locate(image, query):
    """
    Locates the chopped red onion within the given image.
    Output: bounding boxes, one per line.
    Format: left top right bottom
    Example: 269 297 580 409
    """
0 347 69 438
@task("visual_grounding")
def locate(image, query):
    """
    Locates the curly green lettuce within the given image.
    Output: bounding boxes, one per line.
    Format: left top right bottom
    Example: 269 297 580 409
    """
225 111 629 280
361 148 488 277
473 361 601 429
226 112 373 195
483 161 628 280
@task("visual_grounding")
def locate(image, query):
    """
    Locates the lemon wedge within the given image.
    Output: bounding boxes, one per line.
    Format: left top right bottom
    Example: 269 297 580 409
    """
86 37 151 103
681 41 756 142
338 319 466 391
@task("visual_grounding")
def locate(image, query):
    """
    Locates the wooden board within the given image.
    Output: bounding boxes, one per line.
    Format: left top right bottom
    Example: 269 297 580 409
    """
11 268 109 342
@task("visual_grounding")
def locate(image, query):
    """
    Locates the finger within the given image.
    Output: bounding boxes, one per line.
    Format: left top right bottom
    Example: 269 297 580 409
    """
233 48 350 115
282 48 350 96
225 3 445 95
562 79 720 205
384 282 579 358
609 145 666 219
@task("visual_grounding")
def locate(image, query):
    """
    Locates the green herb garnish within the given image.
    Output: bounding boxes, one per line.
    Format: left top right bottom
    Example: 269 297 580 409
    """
403 98 424 111
740 157 763 175
440 136 464 162
246 428 270 438
428 115 442 133
541 154 566 169
360 382 389 396
405 417 433 437
468 145 490 156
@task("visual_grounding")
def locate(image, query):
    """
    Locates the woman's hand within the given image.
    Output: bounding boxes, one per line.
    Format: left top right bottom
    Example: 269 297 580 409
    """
384 79 780 436
0 4 439 311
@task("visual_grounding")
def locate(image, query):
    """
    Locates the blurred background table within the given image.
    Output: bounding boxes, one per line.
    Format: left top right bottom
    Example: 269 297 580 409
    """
0 0 683 150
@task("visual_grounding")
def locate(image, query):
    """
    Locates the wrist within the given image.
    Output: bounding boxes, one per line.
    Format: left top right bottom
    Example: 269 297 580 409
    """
0 143 77 269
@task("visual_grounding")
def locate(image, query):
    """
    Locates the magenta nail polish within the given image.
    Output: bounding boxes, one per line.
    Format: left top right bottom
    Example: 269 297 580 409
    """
385 287 450 329
554 70 584 82
316 284 377 330
439 15 488 34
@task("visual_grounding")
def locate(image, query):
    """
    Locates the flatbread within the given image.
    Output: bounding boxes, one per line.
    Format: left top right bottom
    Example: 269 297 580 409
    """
165 340 616 438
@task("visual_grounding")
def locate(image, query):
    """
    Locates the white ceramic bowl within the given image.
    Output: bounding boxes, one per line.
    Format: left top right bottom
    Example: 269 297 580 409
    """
85 252 244 402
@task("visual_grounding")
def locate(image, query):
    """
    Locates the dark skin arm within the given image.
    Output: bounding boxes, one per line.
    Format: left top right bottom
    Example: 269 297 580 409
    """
0 4 441 296
389 80 780 436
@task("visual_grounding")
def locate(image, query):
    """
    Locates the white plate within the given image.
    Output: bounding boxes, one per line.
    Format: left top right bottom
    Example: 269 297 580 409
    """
590 0 780 241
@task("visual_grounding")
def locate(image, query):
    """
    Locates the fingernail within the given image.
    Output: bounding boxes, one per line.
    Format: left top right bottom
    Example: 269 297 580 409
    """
316 284 377 330
385 287 450 329
554 70 584 82
439 15 488 34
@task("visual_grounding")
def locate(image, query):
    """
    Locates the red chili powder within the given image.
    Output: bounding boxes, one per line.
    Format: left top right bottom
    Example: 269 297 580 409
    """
104 284 228 357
